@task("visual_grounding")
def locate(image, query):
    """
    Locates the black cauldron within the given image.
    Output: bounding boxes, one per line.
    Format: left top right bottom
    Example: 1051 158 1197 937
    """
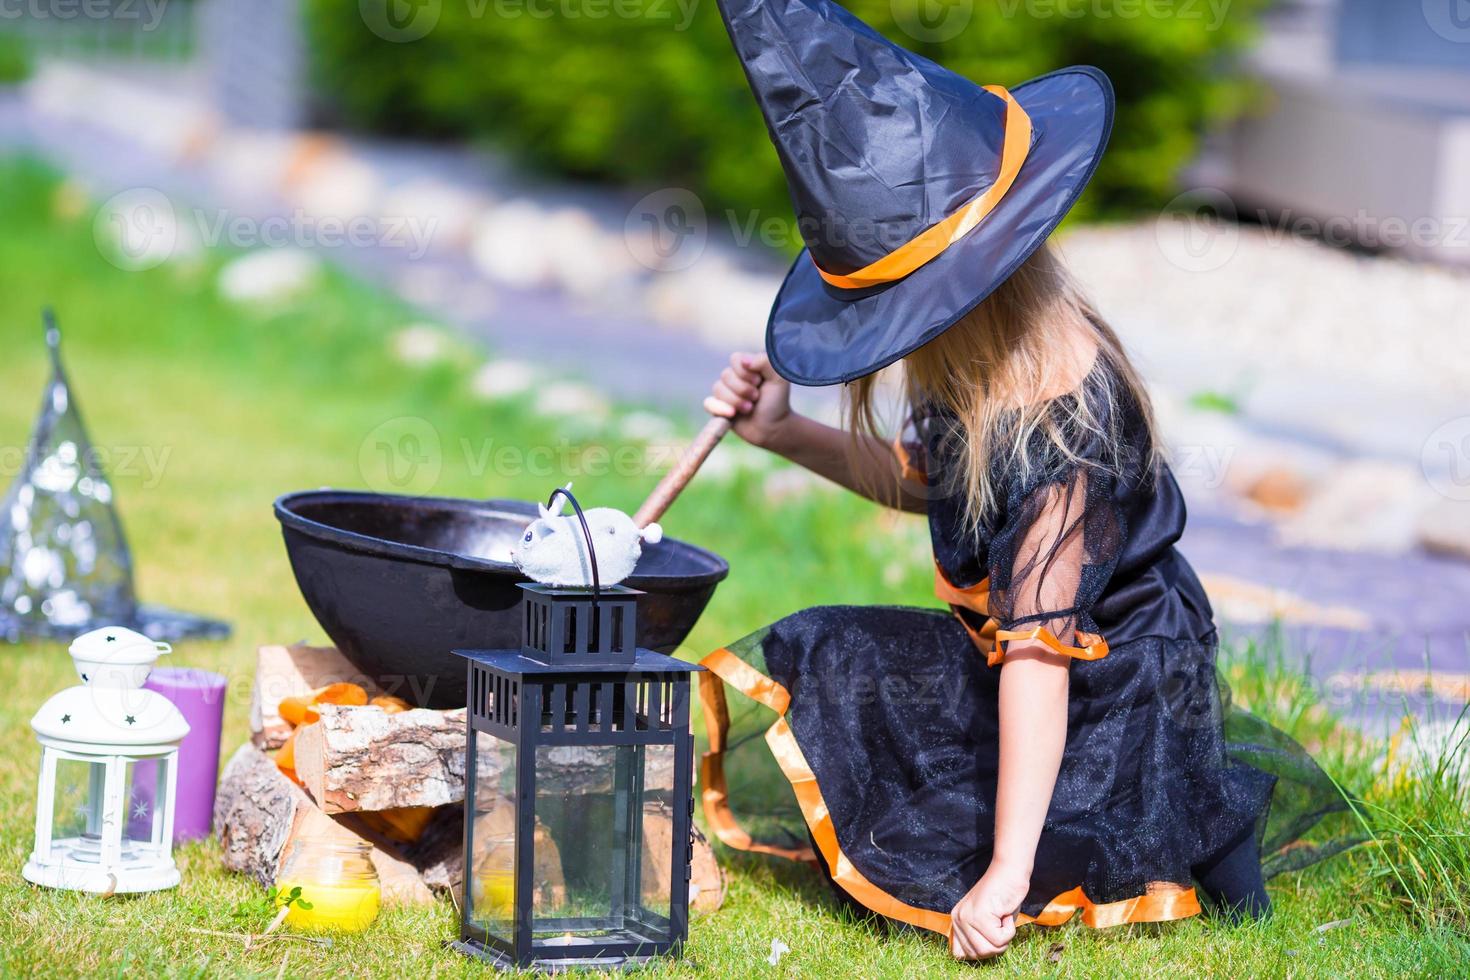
274 490 728 708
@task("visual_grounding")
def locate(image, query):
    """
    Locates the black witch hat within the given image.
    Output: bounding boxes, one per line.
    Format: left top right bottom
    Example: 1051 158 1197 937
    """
716 0 1114 385
0 311 229 643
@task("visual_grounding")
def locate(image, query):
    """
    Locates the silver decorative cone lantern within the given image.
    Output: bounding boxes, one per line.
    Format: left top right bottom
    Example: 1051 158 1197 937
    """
0 311 228 643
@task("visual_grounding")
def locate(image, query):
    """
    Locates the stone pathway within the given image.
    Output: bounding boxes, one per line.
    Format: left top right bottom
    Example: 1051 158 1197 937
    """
1 67 1465 730
1181 512 1469 733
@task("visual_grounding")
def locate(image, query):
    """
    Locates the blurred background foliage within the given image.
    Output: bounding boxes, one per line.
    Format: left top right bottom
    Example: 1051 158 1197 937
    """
303 0 1267 234
0 33 34 86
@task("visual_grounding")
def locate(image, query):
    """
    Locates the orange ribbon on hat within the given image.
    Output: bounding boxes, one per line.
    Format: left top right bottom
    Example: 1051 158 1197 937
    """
814 85 1033 290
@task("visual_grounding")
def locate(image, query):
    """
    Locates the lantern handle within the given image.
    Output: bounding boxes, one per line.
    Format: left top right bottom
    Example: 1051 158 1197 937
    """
545 486 601 602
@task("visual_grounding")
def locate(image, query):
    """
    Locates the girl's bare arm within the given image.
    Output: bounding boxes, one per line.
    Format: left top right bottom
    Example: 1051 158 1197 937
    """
951 478 1083 959
994 647 1070 872
949 641 1070 959
705 351 926 513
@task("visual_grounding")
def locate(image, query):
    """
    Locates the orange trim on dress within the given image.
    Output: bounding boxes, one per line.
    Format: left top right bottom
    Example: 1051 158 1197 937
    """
814 86 1033 290
698 646 1201 934
1023 883 1201 928
697 653 814 863
933 564 1109 666
993 626 1109 667
892 433 928 485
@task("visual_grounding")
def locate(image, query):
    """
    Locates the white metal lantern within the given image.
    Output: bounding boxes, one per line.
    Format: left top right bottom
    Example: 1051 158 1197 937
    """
23 626 189 893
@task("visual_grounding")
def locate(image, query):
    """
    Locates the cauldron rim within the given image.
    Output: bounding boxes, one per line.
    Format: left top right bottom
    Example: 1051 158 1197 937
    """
273 489 729 590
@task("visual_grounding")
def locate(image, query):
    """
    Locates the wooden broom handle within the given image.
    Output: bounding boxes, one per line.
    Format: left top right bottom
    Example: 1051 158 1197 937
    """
634 416 732 528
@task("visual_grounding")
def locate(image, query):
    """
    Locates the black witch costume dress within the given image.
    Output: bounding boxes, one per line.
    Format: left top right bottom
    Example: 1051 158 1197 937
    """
700 0 1346 939
699 366 1346 933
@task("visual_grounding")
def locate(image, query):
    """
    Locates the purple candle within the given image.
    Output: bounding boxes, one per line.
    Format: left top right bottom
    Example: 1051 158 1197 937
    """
129 667 227 843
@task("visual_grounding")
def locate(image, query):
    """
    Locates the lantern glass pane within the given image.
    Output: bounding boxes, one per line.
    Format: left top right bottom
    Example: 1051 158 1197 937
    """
467 731 518 944
126 759 168 851
637 743 676 926
50 757 105 846
532 742 676 945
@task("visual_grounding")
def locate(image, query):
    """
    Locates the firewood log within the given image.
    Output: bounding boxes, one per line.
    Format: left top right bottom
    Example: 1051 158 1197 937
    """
293 705 467 814
249 644 385 750
213 743 432 906
290 705 676 814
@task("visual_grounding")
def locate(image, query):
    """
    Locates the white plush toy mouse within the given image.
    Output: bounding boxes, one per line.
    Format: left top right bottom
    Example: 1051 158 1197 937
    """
512 485 663 588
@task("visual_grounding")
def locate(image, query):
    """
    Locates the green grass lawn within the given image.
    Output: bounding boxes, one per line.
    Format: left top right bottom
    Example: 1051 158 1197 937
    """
0 159 1465 976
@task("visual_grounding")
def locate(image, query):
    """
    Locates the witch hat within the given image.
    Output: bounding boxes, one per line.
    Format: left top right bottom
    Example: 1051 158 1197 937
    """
716 0 1114 385
0 311 229 643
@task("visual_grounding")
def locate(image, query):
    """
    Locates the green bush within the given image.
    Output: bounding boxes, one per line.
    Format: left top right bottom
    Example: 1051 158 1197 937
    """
304 0 1265 230
0 33 31 86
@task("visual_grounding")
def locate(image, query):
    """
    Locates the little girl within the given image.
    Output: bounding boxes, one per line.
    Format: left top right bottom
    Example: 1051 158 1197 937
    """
699 0 1341 960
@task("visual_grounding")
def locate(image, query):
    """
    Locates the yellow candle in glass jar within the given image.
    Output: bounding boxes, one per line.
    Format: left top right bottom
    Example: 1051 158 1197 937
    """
274 837 381 933
277 878 381 932
473 868 515 918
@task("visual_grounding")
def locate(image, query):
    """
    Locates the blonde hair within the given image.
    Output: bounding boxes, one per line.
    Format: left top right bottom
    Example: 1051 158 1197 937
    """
845 243 1159 531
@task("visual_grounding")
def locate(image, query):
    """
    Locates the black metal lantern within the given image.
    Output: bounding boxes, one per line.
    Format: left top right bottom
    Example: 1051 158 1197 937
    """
453 489 702 972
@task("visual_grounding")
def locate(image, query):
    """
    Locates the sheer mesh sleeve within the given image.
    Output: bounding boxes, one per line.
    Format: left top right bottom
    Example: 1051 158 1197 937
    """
986 464 1123 654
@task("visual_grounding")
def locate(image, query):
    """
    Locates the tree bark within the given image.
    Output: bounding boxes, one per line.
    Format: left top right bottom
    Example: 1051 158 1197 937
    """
293 705 467 813
213 742 433 906
250 644 386 750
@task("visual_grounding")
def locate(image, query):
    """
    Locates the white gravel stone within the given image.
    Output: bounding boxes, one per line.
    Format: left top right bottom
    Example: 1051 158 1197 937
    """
1381 715 1470 785
207 130 300 206
644 255 775 348
616 411 677 442
1060 222 1470 549
1276 459 1437 553
1416 498 1470 561
391 324 451 367
544 208 638 299
533 380 610 421
1156 392 1338 510
471 200 557 288
470 360 537 401
379 179 491 252
1197 573 1371 630
286 152 383 224
217 249 321 305
27 62 212 160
